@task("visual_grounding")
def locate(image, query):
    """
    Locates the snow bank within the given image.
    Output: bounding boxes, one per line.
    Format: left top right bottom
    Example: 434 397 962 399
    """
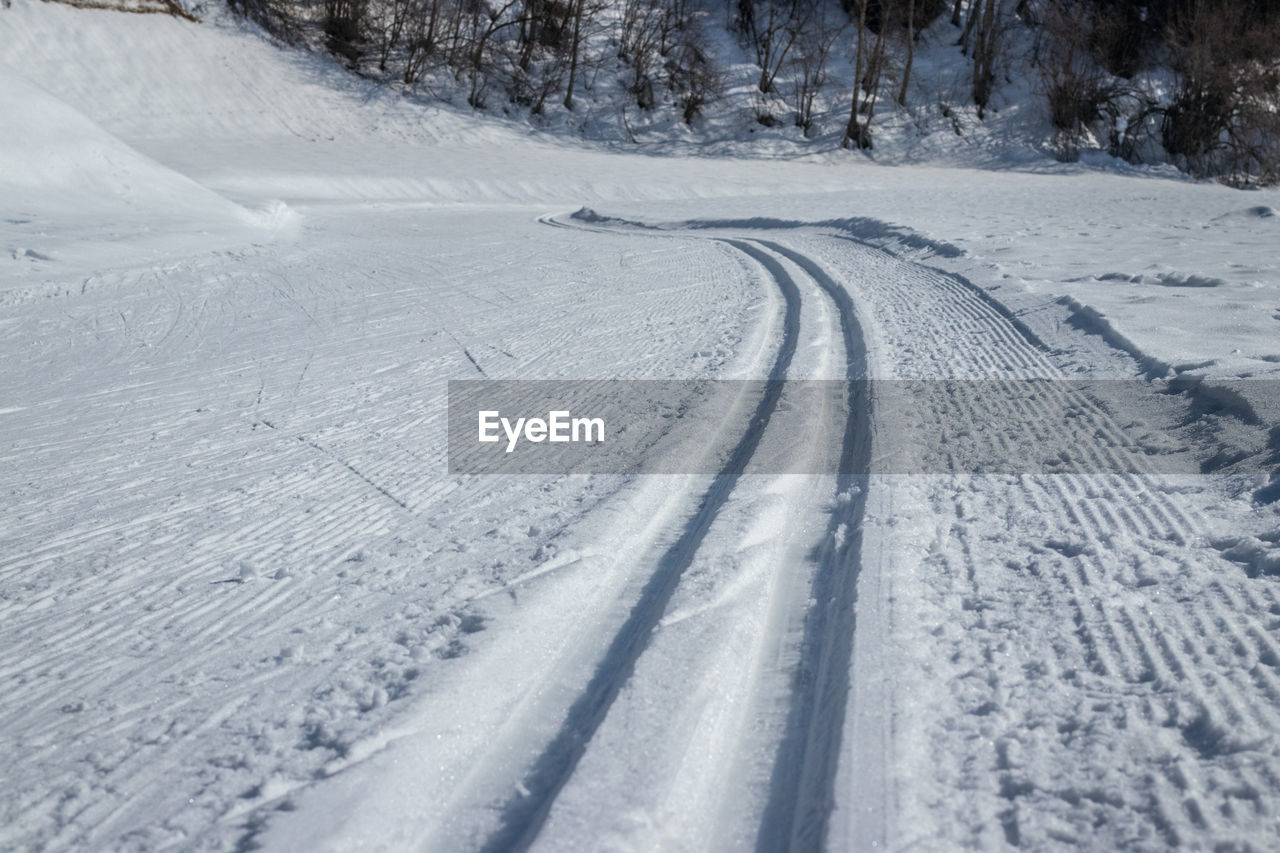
0 64 245 221
0 59 298 282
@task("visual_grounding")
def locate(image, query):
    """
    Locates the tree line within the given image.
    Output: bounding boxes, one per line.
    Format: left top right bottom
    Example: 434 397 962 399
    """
226 0 1280 184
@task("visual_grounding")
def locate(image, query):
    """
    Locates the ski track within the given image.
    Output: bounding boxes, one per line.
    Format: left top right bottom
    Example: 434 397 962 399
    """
472 237 803 852
746 240 870 853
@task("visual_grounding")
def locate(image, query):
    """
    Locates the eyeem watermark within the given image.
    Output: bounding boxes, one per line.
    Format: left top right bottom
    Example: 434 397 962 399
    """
478 410 605 452
448 378 1278 477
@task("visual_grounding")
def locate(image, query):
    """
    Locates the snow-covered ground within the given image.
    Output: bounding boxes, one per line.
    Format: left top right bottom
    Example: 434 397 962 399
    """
2 2 1279 850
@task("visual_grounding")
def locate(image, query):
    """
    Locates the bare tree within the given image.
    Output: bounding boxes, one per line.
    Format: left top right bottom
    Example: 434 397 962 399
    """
670 22 725 122
969 0 1005 117
401 0 444 84
325 0 371 67
1035 1 1138 161
561 0 607 109
562 0 588 107
372 0 413 71
463 0 527 107
747 0 813 93
1162 0 1280 185
619 0 664 108
897 0 915 104
843 0 895 147
789 3 843 134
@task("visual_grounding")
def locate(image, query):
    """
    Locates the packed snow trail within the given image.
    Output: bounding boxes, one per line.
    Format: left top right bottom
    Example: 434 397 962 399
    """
506 231 870 853
465 232 877 853
301 226 872 852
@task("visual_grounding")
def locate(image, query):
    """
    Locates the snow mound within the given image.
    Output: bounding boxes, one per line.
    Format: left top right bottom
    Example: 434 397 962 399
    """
1214 534 1280 577
0 63 250 224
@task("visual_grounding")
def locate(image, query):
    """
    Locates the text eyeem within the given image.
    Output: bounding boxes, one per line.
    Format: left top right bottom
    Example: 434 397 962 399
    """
478 410 605 452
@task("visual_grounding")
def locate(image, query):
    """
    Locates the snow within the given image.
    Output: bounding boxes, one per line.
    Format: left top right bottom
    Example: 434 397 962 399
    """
0 60 272 276
2 2 1279 851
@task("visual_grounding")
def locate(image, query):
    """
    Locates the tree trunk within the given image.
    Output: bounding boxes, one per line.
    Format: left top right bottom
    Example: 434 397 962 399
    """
972 0 998 117
563 0 584 109
843 0 870 148
899 0 914 105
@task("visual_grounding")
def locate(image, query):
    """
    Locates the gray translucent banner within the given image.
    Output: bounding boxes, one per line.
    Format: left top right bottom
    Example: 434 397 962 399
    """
447 379 1278 476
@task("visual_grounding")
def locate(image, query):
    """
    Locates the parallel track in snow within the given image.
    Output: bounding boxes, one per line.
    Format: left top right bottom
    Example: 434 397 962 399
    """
750 240 869 853
466 216 878 853
477 232 820 852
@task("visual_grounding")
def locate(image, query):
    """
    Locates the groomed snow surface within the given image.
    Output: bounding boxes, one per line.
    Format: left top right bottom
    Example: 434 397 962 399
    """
3 2 1280 851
